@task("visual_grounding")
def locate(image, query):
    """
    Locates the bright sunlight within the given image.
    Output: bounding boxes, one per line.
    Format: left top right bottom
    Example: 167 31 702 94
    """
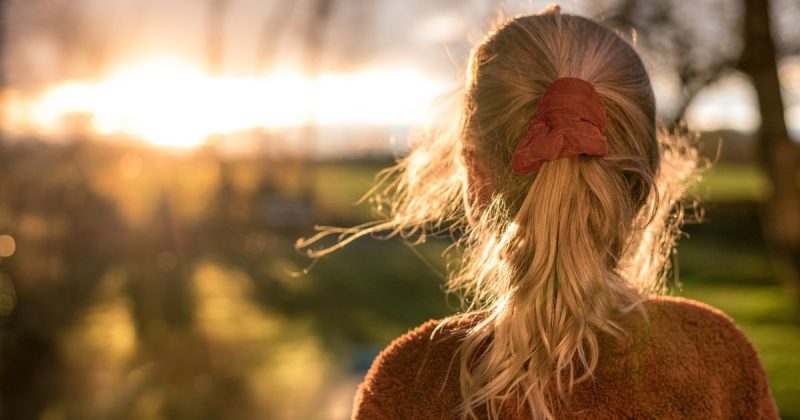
4 58 449 148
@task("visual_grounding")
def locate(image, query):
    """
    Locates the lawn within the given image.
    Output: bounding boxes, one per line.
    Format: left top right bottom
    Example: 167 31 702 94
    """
677 239 800 419
309 161 800 418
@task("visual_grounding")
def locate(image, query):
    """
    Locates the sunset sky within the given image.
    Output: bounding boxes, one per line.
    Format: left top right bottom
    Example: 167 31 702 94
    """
3 0 799 153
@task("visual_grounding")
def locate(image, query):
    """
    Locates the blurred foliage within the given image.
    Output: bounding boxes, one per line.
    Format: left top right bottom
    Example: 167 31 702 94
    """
0 138 455 420
0 138 798 419
691 164 769 202
677 239 800 418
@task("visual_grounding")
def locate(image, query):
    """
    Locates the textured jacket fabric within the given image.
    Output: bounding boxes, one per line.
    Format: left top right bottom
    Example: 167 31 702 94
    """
353 296 779 419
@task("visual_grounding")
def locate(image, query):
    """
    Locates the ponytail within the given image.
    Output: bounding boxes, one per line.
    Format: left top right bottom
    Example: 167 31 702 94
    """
450 155 650 419
297 9 701 420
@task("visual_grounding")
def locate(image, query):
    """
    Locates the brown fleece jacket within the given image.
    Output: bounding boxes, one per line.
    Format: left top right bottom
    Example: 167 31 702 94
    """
353 296 779 419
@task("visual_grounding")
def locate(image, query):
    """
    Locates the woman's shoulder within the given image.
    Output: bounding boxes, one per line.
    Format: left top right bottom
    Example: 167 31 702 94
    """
352 317 468 419
640 295 748 340
366 316 470 371
628 295 779 418
632 295 756 358
642 294 732 319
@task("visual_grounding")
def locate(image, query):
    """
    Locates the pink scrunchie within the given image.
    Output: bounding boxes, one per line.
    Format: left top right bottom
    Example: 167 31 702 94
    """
511 77 609 175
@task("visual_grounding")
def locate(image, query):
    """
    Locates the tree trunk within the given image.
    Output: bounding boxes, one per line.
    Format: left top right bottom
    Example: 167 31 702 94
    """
205 0 228 75
256 1 299 72
739 0 800 301
0 0 6 135
300 0 335 201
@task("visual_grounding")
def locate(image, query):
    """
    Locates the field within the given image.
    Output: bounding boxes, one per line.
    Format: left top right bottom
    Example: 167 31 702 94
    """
310 161 800 418
0 142 797 419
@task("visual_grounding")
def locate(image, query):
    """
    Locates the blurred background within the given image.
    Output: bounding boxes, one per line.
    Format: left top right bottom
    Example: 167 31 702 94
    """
0 0 798 419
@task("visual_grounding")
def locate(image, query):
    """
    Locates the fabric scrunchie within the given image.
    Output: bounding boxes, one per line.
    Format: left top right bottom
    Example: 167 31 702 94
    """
511 77 609 175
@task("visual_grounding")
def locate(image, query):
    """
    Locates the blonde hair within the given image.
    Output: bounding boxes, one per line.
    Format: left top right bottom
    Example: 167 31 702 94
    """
298 6 700 420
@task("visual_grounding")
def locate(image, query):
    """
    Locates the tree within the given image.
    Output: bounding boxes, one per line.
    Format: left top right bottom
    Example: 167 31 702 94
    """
601 0 800 302
598 0 742 125
255 1 298 72
0 0 5 87
0 0 6 134
738 0 800 300
205 0 228 75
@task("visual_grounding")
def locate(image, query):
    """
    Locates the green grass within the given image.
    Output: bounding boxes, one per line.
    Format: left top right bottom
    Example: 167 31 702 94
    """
681 163 800 417
308 161 800 417
310 161 389 222
676 235 800 419
676 282 800 419
693 164 768 201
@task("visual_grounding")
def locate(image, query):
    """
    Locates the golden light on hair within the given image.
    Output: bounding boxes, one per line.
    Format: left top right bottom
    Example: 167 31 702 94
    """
298 8 702 420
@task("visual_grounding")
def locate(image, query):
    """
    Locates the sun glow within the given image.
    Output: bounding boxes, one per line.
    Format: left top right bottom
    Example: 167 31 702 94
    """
5 58 448 148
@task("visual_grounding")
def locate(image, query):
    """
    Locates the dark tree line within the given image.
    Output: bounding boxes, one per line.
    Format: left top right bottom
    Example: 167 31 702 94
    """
602 0 800 304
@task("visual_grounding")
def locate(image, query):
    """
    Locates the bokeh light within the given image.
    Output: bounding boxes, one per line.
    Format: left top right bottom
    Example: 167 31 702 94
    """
0 235 16 258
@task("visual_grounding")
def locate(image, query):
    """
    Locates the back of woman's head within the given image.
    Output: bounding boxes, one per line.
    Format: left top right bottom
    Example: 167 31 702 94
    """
299 5 700 420
464 9 658 216
453 9 664 419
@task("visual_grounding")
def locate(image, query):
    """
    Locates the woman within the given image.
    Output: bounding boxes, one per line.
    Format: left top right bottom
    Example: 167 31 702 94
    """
299 5 779 419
